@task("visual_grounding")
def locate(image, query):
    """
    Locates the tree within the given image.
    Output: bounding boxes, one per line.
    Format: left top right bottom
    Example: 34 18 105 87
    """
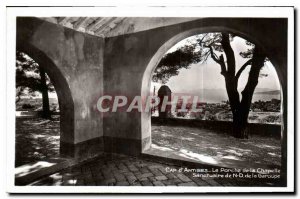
152 33 267 139
16 51 54 118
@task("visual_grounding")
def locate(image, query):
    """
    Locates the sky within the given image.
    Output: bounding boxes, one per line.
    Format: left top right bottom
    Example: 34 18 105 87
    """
151 34 281 95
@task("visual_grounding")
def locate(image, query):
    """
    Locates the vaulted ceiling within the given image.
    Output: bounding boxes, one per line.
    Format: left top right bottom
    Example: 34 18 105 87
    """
39 17 198 38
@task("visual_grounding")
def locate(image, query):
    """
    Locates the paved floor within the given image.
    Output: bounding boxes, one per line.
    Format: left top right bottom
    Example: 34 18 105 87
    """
151 125 281 170
15 116 60 167
30 153 282 186
16 117 281 170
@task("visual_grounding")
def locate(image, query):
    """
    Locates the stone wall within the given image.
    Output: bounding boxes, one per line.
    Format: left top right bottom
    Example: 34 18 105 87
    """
151 117 281 139
17 17 104 158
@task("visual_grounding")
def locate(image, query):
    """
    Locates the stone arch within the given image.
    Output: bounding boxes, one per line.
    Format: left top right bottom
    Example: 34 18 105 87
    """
141 26 285 155
17 42 75 156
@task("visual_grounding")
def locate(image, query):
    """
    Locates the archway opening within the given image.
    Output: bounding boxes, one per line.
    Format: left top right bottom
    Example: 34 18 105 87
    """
15 44 75 171
142 31 283 173
15 51 61 167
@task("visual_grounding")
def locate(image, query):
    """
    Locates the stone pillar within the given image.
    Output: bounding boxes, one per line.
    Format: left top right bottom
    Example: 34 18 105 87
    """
157 85 172 118
17 18 105 160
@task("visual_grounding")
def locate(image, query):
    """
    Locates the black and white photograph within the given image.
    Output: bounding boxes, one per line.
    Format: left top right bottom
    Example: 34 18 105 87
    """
3 5 295 194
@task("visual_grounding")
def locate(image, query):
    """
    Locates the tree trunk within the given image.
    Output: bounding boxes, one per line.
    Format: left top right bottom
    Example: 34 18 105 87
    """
211 33 266 139
40 67 50 118
220 33 248 138
232 109 250 139
224 78 249 138
232 46 266 139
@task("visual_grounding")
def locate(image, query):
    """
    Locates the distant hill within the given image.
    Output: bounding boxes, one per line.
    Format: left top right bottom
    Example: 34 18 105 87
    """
171 88 280 103
254 90 281 95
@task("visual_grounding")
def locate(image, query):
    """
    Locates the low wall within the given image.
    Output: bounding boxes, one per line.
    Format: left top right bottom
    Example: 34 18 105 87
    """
151 117 281 139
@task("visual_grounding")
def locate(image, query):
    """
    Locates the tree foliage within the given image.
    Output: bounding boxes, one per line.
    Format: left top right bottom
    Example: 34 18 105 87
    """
152 33 267 83
16 51 54 102
152 45 202 83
